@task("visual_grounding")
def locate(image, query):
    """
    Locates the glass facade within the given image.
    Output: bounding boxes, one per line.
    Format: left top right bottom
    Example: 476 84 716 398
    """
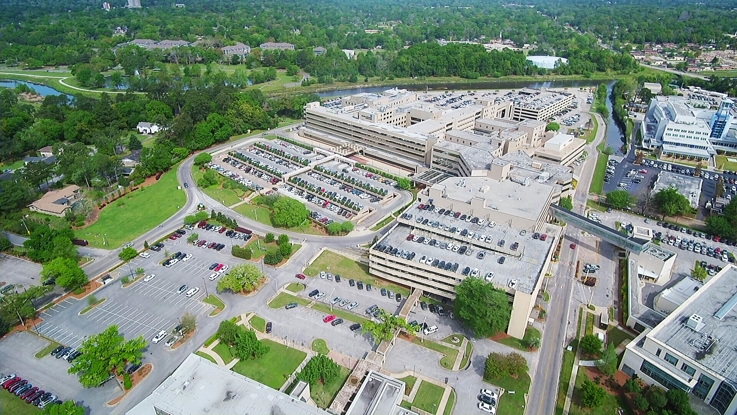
712 382 736 415
694 374 714 400
640 360 689 391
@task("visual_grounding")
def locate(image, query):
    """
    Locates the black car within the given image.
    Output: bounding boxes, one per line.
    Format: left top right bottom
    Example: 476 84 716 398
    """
266 322 272 333
462 267 471 276
349 279 356 287
478 394 497 406
366 283 372 291
380 288 387 296
285 302 298 310
420 301 428 310
126 363 142 374
184 183 189 188
335 274 341 283
349 323 361 331
331 318 344 326
208 263 218 270
55 347 71 359
50 345 65 357
357 281 364 290
308 289 320 297
396 293 402 302
429 304 438 313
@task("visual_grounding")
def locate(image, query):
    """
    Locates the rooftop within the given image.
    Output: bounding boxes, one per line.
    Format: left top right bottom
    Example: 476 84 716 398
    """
651 171 703 209
643 243 676 261
345 371 409 415
126 354 329 415
650 266 737 384
656 277 703 310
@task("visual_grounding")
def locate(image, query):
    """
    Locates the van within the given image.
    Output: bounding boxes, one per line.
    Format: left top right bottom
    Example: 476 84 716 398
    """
423 325 438 336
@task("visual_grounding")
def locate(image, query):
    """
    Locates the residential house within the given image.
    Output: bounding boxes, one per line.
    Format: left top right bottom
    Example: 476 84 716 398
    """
313 46 327 56
23 155 56 165
28 185 81 217
122 150 141 167
260 42 295 51
38 146 54 158
137 122 161 135
221 42 251 59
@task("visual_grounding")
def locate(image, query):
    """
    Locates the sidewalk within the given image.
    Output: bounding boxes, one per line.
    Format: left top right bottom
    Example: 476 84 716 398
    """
563 307 586 415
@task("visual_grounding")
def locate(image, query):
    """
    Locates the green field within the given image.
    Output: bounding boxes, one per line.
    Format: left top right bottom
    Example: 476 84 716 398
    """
370 215 395 231
716 155 737 172
213 342 235 364
590 151 610 195
487 371 531 415
250 314 267 332
494 327 541 352
268 292 311 308
34 339 61 358
192 166 251 207
286 282 304 293
413 381 445 414
569 369 633 415
399 376 417 396
195 351 217 364
231 339 307 390
311 339 329 355
76 167 186 248
443 388 456 415
0 388 41 415
584 115 599 144
203 294 225 316
310 366 351 408
233 203 324 235
606 326 635 348
304 250 410 296
0 159 25 171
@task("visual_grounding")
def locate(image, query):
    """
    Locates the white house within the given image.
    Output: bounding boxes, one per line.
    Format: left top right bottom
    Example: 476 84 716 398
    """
137 122 161 135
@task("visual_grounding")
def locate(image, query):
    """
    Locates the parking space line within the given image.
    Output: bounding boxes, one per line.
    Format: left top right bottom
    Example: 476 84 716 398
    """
87 307 172 332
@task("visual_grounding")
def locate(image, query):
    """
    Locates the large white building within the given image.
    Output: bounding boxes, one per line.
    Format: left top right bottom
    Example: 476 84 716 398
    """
620 266 737 415
642 96 736 160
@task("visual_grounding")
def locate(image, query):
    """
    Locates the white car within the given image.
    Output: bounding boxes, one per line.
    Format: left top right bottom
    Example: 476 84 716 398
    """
221 264 229 272
208 273 220 281
143 274 156 282
152 330 168 344
478 402 496 414
347 301 359 310
320 271 326 279
315 292 326 300
139 252 150 258
182 253 193 262
480 389 498 400
185 287 200 298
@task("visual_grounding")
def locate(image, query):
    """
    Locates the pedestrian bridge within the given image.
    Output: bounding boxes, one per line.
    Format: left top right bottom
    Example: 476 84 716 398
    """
549 205 650 253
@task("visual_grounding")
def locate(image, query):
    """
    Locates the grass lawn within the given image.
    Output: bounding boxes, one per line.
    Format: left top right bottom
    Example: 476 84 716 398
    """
312 303 370 325
413 381 445 414
203 294 225 316
370 215 395 231
310 366 351 408
409 337 458 370
234 203 324 235
77 166 186 248
494 326 541 352
607 327 635 348
312 339 329 355
34 339 61 358
556 349 577 415
195 351 217 364
486 371 531 415
443 388 456 415
231 339 307 390
286 282 305 293
569 369 633 415
441 333 467 345
304 250 410 296
460 340 473 369
0 159 24 171
246 239 302 262
204 332 219 347
716 155 737 172
79 298 106 315
0 388 41 415
268 292 311 308
213 342 235 364
250 314 266 332
586 200 607 212
585 312 594 336
590 151 609 195
584 115 599 144
399 376 417 396
192 166 251 207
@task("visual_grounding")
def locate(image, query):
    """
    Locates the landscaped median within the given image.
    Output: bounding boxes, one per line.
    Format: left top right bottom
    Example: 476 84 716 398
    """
34 339 61 359
79 297 105 315
202 294 225 316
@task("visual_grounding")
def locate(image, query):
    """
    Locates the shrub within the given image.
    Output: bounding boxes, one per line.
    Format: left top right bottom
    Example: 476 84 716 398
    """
580 379 606 408
484 353 506 380
279 242 292 257
232 245 252 259
121 276 130 284
580 334 603 356
633 393 649 411
264 233 275 243
277 234 289 245
123 373 132 390
264 250 283 265
625 378 641 394
87 295 98 306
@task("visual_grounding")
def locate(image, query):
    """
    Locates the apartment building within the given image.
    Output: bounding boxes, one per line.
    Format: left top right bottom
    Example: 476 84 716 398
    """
369 175 561 339
221 42 251 59
620 266 737 415
259 42 295 51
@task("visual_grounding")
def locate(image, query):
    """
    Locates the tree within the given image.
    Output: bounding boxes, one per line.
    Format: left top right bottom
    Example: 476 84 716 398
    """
41 257 88 290
505 352 528 377
0 285 52 336
597 342 618 376
42 400 85 415
692 264 708 282
653 187 691 218
580 334 603 356
216 320 240 345
270 197 309 228
634 151 644 165
454 277 511 337
634 393 650 411
625 378 642 393
233 328 269 360
484 353 506 380
277 234 289 245
361 309 417 343
68 325 146 388
545 122 560 131
666 388 693 415
559 195 573 210
279 242 292 257
341 221 354 233
23 225 78 263
197 169 219 188
695 162 703 178
706 215 732 238
181 312 196 334
118 247 138 261
194 153 212 166
0 235 13 252
646 386 668 411
297 355 340 386
264 250 283 265
327 222 343 235
216 263 265 293
606 189 633 210
128 135 142 151
580 379 606 408
265 233 275 243
717 176 726 198
396 177 412 190
184 215 198 225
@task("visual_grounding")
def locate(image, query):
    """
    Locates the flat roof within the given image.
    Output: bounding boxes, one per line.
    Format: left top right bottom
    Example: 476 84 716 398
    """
643 243 676 261
651 171 703 209
431 175 554 222
495 151 574 184
657 277 703 308
345 371 407 415
650 266 737 384
126 355 328 415
546 133 575 146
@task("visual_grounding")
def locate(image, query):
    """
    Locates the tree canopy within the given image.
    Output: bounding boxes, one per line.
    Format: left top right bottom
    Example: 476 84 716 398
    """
216 263 265 293
41 257 88 290
270 196 309 228
23 225 78 263
118 247 138 261
68 325 146 388
606 189 634 210
454 277 511 337
361 309 417 343
297 355 340 386
653 187 691 218
42 400 85 415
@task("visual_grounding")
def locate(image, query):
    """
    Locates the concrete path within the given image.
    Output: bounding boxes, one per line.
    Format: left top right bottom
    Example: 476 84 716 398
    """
196 339 227 366
563 307 586 415
452 337 468 370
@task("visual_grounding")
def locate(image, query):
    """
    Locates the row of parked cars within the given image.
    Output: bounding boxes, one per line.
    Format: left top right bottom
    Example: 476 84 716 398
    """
163 251 193 267
210 159 266 190
1 373 60 408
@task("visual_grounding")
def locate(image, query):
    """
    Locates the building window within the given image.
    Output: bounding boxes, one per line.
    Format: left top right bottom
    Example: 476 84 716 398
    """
712 382 737 415
656 348 662 357
664 353 678 366
640 360 688 391
693 374 714 400
681 363 696 377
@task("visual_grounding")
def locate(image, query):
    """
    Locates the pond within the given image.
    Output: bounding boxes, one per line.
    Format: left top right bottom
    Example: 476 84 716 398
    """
0 79 73 101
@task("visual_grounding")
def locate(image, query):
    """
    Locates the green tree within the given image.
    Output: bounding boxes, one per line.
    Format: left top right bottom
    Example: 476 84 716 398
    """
559 195 573 210
545 122 560 131
264 250 283 265
606 189 633 209
42 400 85 415
580 379 606 408
454 277 511 337
118 247 138 261
341 221 355 233
128 135 142 151
646 386 668 411
484 352 506 380
716 176 725 198
216 320 240 345
327 222 343 235
180 312 196 334
597 342 617 376
194 153 213 166
706 215 733 239
68 325 146 388
580 334 603 356
195 211 209 222
361 309 417 343
197 169 219 187
666 388 693 415
0 285 52 336
216 263 265 293
277 234 289 245
233 328 269 360
270 197 309 228
396 177 412 190
633 393 649 411
297 355 340 386
692 264 708 282
41 257 88 290
625 378 642 394
505 352 529 377
265 233 275 243
279 242 292 257
23 225 78 263
654 187 691 218
184 215 198 225
0 235 13 252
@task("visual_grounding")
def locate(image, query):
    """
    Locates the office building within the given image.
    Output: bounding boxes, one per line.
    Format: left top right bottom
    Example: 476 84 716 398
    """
651 171 703 209
344 371 414 415
620 266 737 415
369 175 561 339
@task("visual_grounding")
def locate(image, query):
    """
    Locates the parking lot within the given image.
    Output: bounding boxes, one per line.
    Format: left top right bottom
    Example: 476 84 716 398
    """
0 254 43 292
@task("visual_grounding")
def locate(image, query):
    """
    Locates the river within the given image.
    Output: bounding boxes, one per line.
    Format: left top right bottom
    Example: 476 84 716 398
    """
603 81 628 157
0 79 74 101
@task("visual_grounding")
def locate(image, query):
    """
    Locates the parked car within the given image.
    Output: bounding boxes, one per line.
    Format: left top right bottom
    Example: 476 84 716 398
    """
266 322 273 333
323 315 336 323
152 330 168 344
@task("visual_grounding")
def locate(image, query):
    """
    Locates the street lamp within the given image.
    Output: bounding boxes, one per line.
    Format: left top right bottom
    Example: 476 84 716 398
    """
20 217 30 235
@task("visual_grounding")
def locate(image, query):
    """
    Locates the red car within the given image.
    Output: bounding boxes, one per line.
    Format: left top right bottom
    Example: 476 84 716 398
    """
214 264 224 272
570 243 577 249
540 234 548 241
219 227 227 234
639 169 647 174
169 234 177 240
295 273 306 280
323 315 336 323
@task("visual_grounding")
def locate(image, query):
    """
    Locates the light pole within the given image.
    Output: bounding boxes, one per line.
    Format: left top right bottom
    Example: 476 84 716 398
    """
20 217 30 235
127 262 134 280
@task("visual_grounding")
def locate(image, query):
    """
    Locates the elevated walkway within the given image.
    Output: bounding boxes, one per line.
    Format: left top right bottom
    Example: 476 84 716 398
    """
549 205 650 253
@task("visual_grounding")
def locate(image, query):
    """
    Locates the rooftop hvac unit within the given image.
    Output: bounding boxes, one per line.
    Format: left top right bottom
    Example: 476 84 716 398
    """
686 314 705 332
509 175 530 186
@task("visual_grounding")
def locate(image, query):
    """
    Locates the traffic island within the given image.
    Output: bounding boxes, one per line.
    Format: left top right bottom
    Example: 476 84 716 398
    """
106 363 153 406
